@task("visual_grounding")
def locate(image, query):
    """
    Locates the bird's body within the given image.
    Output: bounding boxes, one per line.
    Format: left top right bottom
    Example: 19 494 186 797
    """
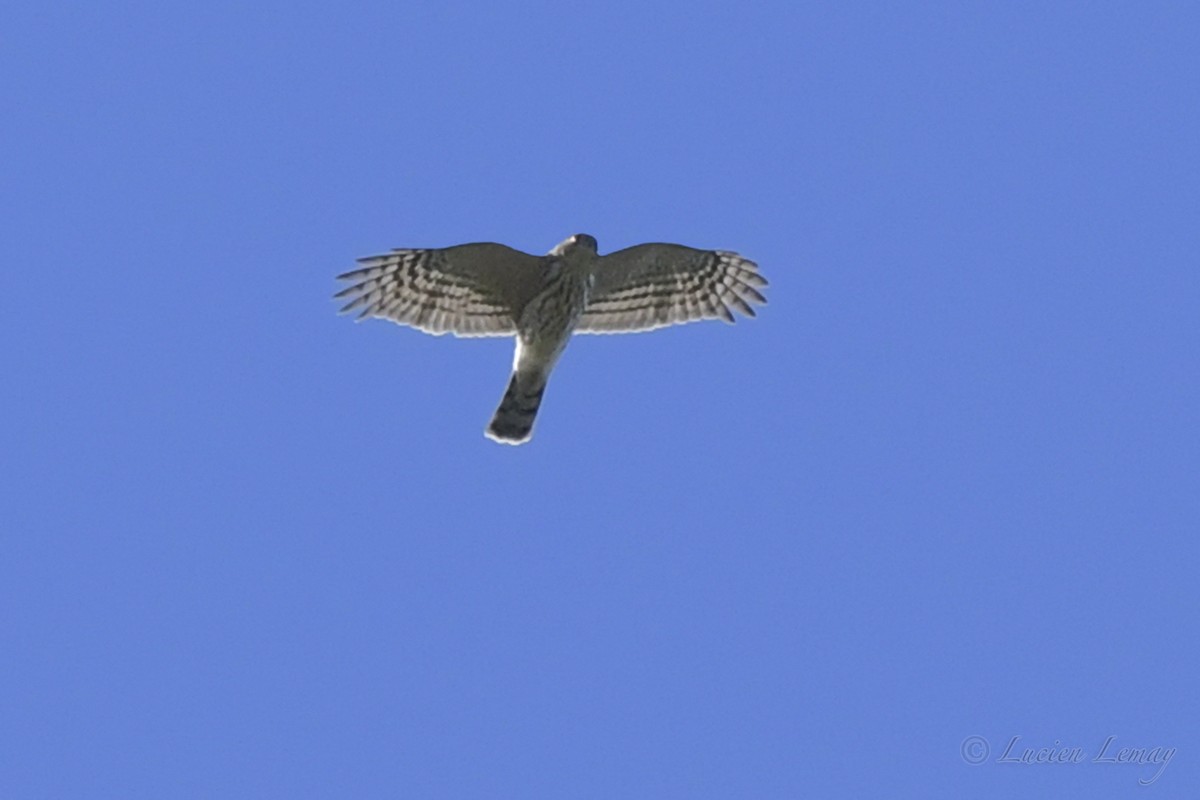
335 233 766 444
488 238 595 442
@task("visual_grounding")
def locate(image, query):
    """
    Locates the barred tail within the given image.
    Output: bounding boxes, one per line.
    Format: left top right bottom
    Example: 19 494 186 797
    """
485 372 547 445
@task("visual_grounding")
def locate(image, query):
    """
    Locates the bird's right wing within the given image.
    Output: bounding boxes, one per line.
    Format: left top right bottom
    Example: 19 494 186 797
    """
335 243 545 337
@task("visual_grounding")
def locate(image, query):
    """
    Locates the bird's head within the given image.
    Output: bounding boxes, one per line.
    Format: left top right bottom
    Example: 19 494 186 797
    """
550 233 598 258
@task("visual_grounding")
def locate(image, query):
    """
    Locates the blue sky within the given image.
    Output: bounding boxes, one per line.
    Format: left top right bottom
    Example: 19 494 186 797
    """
3 2 1197 797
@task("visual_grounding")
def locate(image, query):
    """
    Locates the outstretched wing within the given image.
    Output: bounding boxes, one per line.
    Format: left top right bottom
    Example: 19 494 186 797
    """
335 243 545 337
576 243 767 334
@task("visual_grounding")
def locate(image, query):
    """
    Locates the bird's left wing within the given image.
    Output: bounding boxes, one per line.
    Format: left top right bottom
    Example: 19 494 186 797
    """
335 243 545 337
576 243 767 334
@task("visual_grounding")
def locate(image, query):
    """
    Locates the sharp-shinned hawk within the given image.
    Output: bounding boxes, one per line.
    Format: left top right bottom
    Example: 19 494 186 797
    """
335 234 767 444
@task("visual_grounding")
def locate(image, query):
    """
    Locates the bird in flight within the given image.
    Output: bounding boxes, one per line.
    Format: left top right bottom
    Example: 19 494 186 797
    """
335 233 767 444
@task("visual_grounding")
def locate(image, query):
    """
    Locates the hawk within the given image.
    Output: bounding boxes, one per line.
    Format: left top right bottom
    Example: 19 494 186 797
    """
335 234 767 444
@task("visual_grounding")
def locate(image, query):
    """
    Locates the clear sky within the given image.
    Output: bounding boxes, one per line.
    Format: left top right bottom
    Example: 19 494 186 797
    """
3 2 1197 797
